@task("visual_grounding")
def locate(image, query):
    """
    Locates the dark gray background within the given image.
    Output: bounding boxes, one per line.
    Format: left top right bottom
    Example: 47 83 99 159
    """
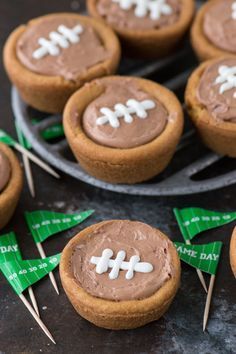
0 1 235 353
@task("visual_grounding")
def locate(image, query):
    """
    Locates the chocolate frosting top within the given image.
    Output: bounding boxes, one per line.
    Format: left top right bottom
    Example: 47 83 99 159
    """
16 15 110 81
203 0 236 53
71 220 174 301
82 78 168 148
97 0 181 30
0 151 11 193
197 58 236 123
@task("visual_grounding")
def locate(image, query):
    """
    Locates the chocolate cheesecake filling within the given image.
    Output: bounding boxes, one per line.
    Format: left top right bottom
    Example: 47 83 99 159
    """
0 151 11 193
71 220 174 301
97 0 181 30
197 58 236 123
203 0 236 53
16 15 111 81
82 78 168 149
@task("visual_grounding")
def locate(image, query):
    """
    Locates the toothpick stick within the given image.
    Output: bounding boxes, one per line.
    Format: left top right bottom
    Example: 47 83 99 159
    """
22 153 35 197
36 243 59 295
15 122 35 197
28 286 40 317
203 275 215 331
186 240 208 293
19 293 55 344
13 142 60 179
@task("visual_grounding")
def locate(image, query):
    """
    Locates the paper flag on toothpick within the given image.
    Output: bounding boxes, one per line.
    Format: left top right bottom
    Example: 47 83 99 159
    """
0 254 61 295
0 129 15 146
0 232 39 315
0 232 22 263
15 121 35 197
174 240 223 331
24 209 93 295
174 242 223 275
174 208 236 241
25 210 94 243
0 253 59 343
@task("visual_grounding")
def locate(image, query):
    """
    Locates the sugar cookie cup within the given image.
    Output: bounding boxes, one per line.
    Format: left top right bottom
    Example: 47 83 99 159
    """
3 13 121 113
87 0 195 59
60 220 181 330
191 0 236 61
0 143 23 230
230 228 236 278
63 76 184 184
185 58 236 157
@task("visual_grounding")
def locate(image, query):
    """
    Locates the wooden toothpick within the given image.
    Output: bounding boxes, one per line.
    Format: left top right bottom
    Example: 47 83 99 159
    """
186 240 208 293
13 142 60 179
15 122 35 197
36 243 59 295
203 275 215 331
19 293 55 344
22 152 35 197
28 286 40 317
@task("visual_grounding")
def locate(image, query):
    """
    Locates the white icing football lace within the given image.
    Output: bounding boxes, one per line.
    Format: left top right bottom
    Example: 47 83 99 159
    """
90 248 153 280
215 65 236 98
32 24 83 59
112 0 173 20
96 99 156 128
232 2 236 20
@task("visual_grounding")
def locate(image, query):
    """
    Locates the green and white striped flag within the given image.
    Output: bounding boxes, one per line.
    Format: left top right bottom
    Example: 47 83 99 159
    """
0 130 16 146
0 254 61 295
25 210 94 243
174 241 223 275
0 232 21 263
174 207 236 241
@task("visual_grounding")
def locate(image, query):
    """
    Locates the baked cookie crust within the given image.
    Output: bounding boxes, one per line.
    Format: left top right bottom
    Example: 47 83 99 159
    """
60 220 181 330
230 228 236 278
3 13 121 113
63 75 184 184
0 143 23 230
87 0 195 59
191 0 235 62
185 57 236 157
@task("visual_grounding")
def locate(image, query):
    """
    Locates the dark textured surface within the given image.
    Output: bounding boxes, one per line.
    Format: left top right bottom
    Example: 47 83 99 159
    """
0 1 235 353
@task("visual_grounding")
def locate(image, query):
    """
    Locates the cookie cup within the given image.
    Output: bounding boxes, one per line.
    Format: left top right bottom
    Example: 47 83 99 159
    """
87 0 195 59
185 58 236 157
230 228 236 278
60 220 181 330
0 143 23 230
191 0 234 62
63 76 184 184
3 13 121 113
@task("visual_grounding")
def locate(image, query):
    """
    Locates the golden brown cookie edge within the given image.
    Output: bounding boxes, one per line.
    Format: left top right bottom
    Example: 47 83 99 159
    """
185 56 236 157
63 75 184 184
87 0 195 59
3 13 121 113
59 220 181 329
0 143 23 230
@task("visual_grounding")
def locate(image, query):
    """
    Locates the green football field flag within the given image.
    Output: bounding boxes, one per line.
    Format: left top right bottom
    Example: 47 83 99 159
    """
0 232 21 263
0 254 61 295
0 130 16 146
174 207 236 241
174 241 223 275
25 210 94 243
